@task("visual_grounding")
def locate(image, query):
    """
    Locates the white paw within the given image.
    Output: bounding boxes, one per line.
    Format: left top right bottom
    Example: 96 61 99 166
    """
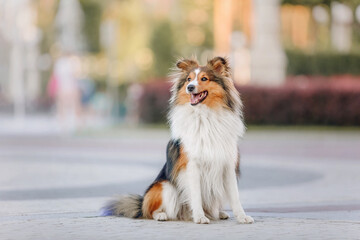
219 211 229 220
153 212 168 221
193 215 210 224
236 215 254 224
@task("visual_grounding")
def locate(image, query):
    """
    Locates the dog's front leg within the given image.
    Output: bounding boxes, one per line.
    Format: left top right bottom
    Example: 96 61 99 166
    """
225 167 254 224
187 160 209 224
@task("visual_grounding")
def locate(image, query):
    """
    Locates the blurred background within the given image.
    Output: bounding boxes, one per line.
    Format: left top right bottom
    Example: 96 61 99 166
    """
1 2 360 237
0 0 359 134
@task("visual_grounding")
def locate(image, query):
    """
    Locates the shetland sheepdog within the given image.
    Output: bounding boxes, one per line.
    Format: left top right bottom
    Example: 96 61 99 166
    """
103 57 254 224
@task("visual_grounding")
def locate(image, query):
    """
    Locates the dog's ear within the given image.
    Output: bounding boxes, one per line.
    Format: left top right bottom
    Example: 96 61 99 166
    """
176 59 199 72
207 57 231 77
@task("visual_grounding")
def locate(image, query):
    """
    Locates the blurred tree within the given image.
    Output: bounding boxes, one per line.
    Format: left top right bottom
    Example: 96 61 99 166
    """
36 0 57 94
150 20 176 77
101 0 151 83
79 0 102 53
176 0 214 57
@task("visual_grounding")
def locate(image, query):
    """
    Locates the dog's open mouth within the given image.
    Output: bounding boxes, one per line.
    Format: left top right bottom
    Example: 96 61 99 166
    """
190 91 208 105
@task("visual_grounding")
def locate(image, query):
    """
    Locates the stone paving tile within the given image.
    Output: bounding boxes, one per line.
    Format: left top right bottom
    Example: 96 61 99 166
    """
1 215 359 240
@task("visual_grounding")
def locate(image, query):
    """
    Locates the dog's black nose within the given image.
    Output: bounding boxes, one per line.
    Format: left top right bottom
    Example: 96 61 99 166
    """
187 84 195 92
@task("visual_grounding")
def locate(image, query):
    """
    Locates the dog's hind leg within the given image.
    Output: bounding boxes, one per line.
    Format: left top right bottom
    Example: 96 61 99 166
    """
153 209 168 221
160 181 179 220
142 180 179 221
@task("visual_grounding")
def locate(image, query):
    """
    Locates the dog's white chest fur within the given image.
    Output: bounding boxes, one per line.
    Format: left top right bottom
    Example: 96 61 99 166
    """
169 104 245 210
170 104 245 163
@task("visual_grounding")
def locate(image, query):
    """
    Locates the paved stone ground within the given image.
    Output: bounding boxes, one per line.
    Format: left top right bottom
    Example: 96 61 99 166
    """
0 127 360 239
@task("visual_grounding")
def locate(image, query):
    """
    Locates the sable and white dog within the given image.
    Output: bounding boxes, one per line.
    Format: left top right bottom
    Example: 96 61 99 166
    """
103 57 254 224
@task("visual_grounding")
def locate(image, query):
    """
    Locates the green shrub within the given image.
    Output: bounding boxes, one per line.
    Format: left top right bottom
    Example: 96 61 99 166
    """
286 50 360 76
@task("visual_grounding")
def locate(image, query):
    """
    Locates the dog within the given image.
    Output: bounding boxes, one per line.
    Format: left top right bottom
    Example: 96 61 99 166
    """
102 57 254 224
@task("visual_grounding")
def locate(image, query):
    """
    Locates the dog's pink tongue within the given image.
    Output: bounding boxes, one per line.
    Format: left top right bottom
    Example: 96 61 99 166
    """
190 94 200 104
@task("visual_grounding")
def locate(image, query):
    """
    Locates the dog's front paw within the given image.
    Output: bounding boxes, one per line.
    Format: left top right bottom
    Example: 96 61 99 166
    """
193 215 210 224
236 215 254 224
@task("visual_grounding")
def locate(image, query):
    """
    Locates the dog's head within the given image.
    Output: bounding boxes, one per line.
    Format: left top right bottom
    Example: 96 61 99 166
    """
170 57 240 111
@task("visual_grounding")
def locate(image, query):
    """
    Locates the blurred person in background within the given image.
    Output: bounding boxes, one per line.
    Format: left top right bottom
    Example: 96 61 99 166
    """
51 51 82 133
125 83 144 125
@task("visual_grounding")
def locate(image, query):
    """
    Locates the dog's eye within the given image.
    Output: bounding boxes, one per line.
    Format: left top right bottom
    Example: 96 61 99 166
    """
201 77 208 81
187 78 191 81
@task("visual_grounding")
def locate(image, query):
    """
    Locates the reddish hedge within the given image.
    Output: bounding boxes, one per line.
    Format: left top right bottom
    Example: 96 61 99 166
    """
138 79 172 123
138 77 360 126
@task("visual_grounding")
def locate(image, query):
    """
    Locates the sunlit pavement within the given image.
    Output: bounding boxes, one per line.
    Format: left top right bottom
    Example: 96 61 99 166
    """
0 128 360 239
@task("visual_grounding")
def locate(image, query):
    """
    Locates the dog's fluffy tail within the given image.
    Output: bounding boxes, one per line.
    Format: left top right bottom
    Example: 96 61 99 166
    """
101 194 143 218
